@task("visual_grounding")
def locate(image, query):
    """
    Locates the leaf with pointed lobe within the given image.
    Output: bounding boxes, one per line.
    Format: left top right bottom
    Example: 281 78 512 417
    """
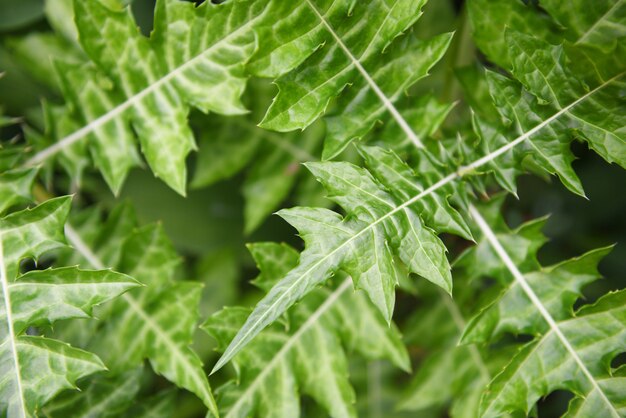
1 196 71 279
322 31 454 159
462 246 613 344
48 0 286 195
203 242 408 418
0 167 37 215
540 0 626 52
505 31 626 170
260 0 428 131
0 191 138 418
477 290 626 418
456 208 624 417
44 367 143 418
9 267 139 334
467 0 562 69
64 215 218 417
213 145 471 373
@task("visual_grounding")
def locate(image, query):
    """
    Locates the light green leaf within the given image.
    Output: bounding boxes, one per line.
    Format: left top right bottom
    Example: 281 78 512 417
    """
69 220 218 417
467 0 562 69
213 147 463 373
462 246 613 344
478 290 626 418
0 191 138 418
10 267 139 334
8 337 105 416
0 167 36 215
506 31 626 170
322 31 453 159
203 243 408 418
464 205 625 418
260 0 428 132
43 367 143 418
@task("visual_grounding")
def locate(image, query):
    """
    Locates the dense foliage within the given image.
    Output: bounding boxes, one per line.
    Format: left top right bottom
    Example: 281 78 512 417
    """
0 0 624 417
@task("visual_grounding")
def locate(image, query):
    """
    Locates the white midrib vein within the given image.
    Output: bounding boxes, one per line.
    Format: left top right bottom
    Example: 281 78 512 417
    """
63 225 216 412
225 278 352 418
0 231 27 418
214 0 626 369
214 68 625 373
24 14 258 167
303 0 424 150
468 205 619 417
576 0 624 44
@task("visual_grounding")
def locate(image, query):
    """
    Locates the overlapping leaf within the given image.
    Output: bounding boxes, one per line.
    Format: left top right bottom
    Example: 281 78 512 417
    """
398 197 541 417
203 242 409 418
27 0 442 197
468 0 626 68
212 144 472 372
320 30 453 159
43 368 143 418
0 172 138 417
55 203 218 416
459 204 625 417
473 30 626 196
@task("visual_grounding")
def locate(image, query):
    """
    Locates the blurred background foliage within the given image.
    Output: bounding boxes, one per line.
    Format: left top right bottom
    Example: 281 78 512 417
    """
0 0 624 417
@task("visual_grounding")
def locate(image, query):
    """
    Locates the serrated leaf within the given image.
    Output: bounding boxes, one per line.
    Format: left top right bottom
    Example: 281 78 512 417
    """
212 146 467 373
260 0 428 132
464 204 625 418
322 31 453 159
43 367 143 418
541 0 626 52
478 290 626 418
462 246 613 344
506 31 626 170
0 167 37 215
467 0 562 69
32 0 362 195
203 242 408 418
9 267 139 334
67 218 218 417
0 189 138 417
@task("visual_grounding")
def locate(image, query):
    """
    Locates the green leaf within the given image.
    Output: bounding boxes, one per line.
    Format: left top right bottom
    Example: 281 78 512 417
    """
0 191 138 417
541 0 626 52
8 337 105 416
190 118 261 189
212 145 467 373
203 243 408 418
33 0 275 194
322 31 453 159
463 205 625 418
260 0 428 132
467 0 561 69
242 123 322 233
0 167 36 215
43 367 143 418
1 196 71 279
10 267 139 334
506 31 626 170
478 290 626 417
67 217 218 417
462 246 613 344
